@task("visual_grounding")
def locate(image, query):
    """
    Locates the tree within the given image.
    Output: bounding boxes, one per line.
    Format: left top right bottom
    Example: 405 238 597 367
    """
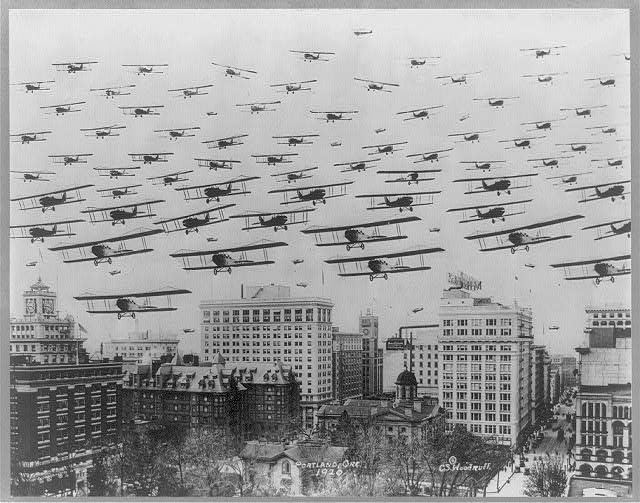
524 454 568 497
350 421 387 496
386 436 428 495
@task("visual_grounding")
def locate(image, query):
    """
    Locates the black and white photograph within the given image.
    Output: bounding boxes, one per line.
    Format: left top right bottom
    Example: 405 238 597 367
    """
5 6 634 499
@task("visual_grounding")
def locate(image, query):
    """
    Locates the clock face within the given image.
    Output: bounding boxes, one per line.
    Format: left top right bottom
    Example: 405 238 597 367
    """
43 299 54 314
26 298 36 314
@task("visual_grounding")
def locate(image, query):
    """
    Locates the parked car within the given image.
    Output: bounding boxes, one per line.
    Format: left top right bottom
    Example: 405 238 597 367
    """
582 488 617 497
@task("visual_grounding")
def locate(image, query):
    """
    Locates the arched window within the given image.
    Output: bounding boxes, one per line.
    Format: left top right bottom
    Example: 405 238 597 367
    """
612 451 624 464
595 465 608 478
593 321 599 326
582 403 587 417
579 464 592 477
282 461 290 475
602 404 606 419
624 407 629 419
595 403 600 418
596 450 608 462
611 466 624 480
580 448 592 460
613 406 617 419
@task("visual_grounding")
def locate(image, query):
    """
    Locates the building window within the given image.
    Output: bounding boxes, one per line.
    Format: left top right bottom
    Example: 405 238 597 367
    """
282 461 290 475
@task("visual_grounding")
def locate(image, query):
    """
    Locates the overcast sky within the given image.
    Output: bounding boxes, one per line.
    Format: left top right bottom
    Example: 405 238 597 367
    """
10 9 631 356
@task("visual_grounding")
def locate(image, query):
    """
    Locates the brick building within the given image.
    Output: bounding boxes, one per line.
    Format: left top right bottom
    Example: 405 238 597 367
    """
331 328 363 401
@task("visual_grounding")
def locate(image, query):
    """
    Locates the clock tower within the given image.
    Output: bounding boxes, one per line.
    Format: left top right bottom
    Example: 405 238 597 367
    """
23 277 57 319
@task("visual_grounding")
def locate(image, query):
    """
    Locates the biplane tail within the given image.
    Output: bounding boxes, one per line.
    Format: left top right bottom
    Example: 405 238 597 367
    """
595 186 603 198
132 206 138 217
259 216 265 225
52 224 57 234
297 190 303 200
384 196 391 206
481 180 489 190
205 213 210 223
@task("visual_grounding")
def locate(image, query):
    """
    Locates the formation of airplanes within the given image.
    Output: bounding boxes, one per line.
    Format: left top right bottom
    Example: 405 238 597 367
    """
9 35 631 319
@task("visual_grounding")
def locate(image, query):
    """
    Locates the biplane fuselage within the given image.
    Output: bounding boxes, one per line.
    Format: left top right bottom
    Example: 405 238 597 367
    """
217 140 235 148
601 127 616 134
508 231 536 248
25 83 43 91
163 176 179 185
304 53 320 61
536 122 552 130
349 163 367 171
286 84 302 93
543 159 558 167
475 162 492 170
169 131 185 138
515 140 531 148
410 59 426 67
109 207 137 224
608 160 623 167
267 156 285 164
571 145 587 152
204 184 232 202
326 113 343 122
287 173 302 182
112 188 128 198
612 222 631 236
413 110 429 119
538 75 553 82
29 225 57 242
110 170 124 178
211 253 245 270
576 109 591 117
423 153 439 162
594 263 626 280
67 64 85 72
116 298 149 313
288 138 304 146
298 189 326 204
385 196 413 211
344 229 372 249
378 146 395 154
24 174 41 181
452 76 467 84
536 49 551 58
595 185 625 200
39 193 66 210
259 215 288 230
143 155 160 164
367 83 384 91
91 244 117 260
20 134 38 143
225 68 240 77
562 176 578 184
134 108 153 116
64 156 80 165
464 133 480 142
182 214 209 233
599 79 615 86
489 99 504 107
482 179 511 194
95 130 112 138
138 67 153 74
207 161 229 170
55 106 71 115
477 207 505 221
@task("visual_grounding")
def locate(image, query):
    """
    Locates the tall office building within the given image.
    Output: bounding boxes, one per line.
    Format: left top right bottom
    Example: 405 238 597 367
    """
438 287 533 446
199 284 334 429
383 324 439 397
10 278 86 365
331 328 363 401
359 309 383 397
531 345 548 425
574 305 632 481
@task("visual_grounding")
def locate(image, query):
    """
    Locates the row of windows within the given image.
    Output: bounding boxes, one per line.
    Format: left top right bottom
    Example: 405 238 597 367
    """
203 308 331 324
592 312 630 318
592 320 631 326
442 382 511 391
442 318 513 327
441 344 512 352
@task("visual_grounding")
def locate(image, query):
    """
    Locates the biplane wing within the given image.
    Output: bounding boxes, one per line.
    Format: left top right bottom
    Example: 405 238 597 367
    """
80 199 165 224
230 208 315 231
202 134 249 149
146 170 194 185
96 184 142 198
153 204 235 233
93 167 140 178
453 173 538 195
176 176 260 202
355 191 441 210
582 219 631 240
74 287 191 318
10 219 85 241
48 228 163 264
268 181 354 205
271 166 319 182
11 184 94 211
194 158 240 170
564 180 630 203
550 255 631 283
465 215 584 252
447 199 533 223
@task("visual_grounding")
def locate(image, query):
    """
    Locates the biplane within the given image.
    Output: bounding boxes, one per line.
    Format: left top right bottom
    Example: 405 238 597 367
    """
80 125 126 139
472 96 519 108
582 219 631 241
206 112 218 116
154 127 200 140
211 62 257 79
48 153 93 166
519 45 566 58
93 167 140 179
177 175 260 203
498 136 546 149
251 153 298 166
122 64 168 75
11 171 55 182
448 129 495 143
362 141 408 155
194 158 240 171
435 71 481 84
325 246 444 281
545 172 592 186
521 118 567 131
591 157 625 168
334 158 382 173
375 128 386 134
555 141 601 154
585 76 617 87
459 160 506 172
11 184 93 212
10 131 51 144
270 79 317 94
412 307 424 313
96 184 142 199
10 218 84 243
612 52 631 61
297 282 308 288
81 199 165 226
353 29 373 36
40 101 85 116
230 208 315 231
331 141 342 147
26 261 38 267
406 147 453 163
521 72 568 83
89 84 136 98
170 240 288 275
447 199 532 224
289 50 335 62
12 80 54 92
169 84 214 98
355 191 441 212
146 170 194 186
52 61 97 73
271 166 318 183
272 134 319 146
559 105 607 118
377 170 439 185
74 287 191 319
310 110 358 122
118 105 164 117
236 101 281 114
526 155 573 168
453 173 537 195
269 181 354 206
154 203 235 235
128 152 173 164
550 254 631 285
409 56 440 68
301 215 420 250
353 77 399 92
202 134 248 149
564 180 630 203
109 270 121 276
465 215 584 254
586 125 618 135
396 105 445 121
292 258 304 264
49 228 164 265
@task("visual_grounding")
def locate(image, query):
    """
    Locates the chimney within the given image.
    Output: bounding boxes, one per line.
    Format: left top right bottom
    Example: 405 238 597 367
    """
405 408 413 417
413 401 422 413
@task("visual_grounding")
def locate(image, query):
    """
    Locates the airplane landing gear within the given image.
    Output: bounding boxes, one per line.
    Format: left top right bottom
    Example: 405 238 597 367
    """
409 207 413 212
511 247 516 254
507 190 511 195
611 276 615 283
595 278 601 285
525 245 530 252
